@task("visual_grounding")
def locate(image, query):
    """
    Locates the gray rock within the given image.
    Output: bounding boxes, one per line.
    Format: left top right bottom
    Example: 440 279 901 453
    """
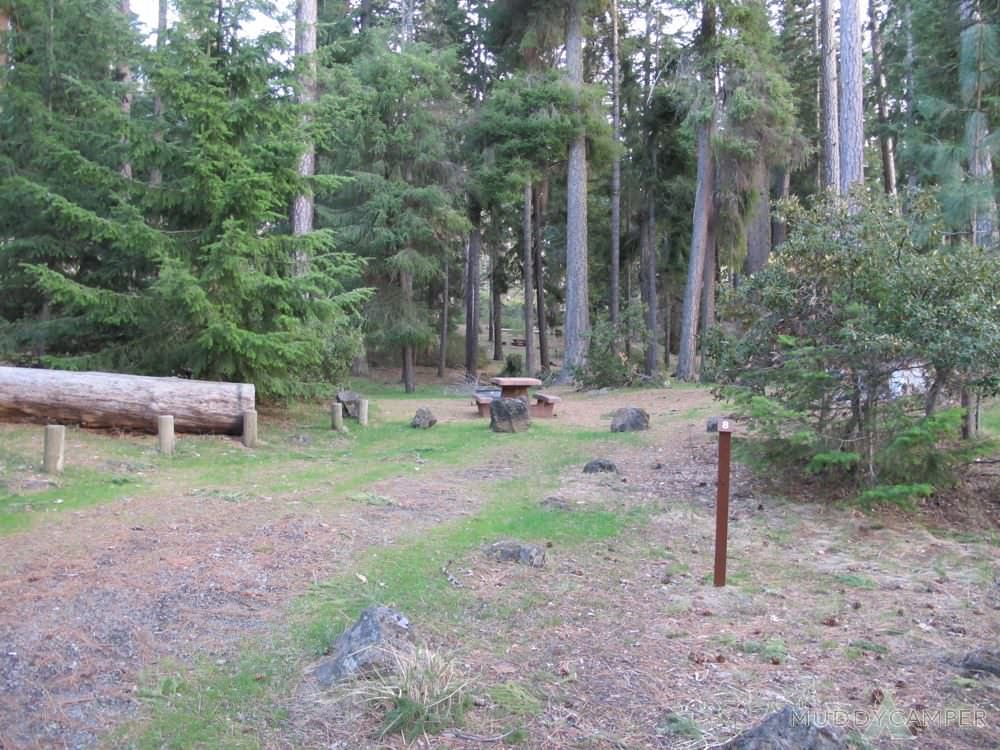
722 706 846 749
960 649 1000 677
484 540 546 568
706 416 719 433
584 458 618 474
610 407 649 433
314 606 414 687
541 496 571 511
410 408 437 429
289 434 313 445
490 398 531 433
336 390 363 419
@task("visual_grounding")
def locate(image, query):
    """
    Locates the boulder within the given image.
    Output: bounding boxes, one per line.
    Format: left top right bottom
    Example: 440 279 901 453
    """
490 398 531 433
959 649 1000 677
313 606 414 687
610 407 649 433
410 408 437 429
583 458 618 474
484 540 546 568
336 390 363 420
722 706 846 749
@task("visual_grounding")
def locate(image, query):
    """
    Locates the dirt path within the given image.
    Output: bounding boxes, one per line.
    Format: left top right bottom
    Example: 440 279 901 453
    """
1 385 997 749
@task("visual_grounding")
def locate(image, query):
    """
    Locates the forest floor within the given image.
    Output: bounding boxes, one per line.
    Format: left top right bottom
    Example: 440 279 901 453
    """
0 369 998 750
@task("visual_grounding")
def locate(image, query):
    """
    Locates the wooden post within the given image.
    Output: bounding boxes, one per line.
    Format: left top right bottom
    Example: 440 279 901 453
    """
43 425 66 474
358 400 369 426
242 409 258 447
331 402 344 432
714 419 733 587
157 415 175 455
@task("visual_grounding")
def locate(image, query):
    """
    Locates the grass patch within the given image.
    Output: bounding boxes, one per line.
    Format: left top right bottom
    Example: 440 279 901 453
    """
739 638 788 664
656 712 702 739
847 639 889 657
833 573 878 590
121 422 641 748
488 682 544 717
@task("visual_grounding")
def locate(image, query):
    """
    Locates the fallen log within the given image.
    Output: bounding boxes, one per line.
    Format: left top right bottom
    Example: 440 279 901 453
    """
0 366 255 434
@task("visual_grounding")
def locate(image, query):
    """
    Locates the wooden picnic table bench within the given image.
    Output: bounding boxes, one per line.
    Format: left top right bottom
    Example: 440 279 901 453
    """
530 392 561 418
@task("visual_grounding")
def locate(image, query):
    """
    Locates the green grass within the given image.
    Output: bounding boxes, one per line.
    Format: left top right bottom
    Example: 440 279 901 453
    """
118 420 645 749
833 573 878 590
981 398 1000 437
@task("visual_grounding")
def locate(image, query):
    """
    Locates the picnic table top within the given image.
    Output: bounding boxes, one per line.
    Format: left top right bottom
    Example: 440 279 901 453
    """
490 377 543 387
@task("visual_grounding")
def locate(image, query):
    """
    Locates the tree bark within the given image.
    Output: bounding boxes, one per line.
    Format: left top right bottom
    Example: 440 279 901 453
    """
820 0 840 192
0 7 8 75
491 233 503 362
117 0 133 180
0 366 255 434
465 202 482 377
771 167 791 248
744 158 771 275
534 179 550 372
676 117 714 380
869 1 897 196
291 0 318 275
700 212 716 334
522 183 537 374
149 0 167 187
559 0 590 382
640 193 659 376
609 0 622 333
839 0 864 194
401 270 416 393
961 0 998 248
437 255 449 377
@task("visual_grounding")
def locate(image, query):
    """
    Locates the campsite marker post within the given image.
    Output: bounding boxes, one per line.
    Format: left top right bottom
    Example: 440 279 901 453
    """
714 419 733 587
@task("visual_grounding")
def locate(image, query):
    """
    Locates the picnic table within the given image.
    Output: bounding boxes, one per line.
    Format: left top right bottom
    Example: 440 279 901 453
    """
490 377 542 402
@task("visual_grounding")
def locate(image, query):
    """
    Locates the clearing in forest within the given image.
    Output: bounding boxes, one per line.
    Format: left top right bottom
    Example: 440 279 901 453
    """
0 381 997 749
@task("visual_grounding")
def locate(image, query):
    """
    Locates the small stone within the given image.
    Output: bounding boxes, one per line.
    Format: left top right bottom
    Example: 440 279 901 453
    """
484 540 546 568
959 649 1000 677
336 390 363 419
610 407 649 433
314 606 414 687
410 408 437 429
289 434 313 445
583 458 618 474
721 705 847 749
490 398 531 433
541 496 571 511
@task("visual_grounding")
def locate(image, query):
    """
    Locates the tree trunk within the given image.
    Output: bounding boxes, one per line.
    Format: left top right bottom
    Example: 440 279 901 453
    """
744 158 771 275
359 0 371 32
559 0 590 382
961 0 998 248
869 1 897 196
117 0 133 180
609 0 622 333
0 8 8 75
149 0 167 187
465 202 482 377
0 366 255 434
904 1 918 189
676 118 715 381
820 0 840 192
401 269 416 393
534 179 550 372
839 0 864 194
437 255 449 377
522 183 537 374
700 215 716 334
662 279 671 371
291 0 318 275
640 193 659 376
771 167 791 247
491 235 503 362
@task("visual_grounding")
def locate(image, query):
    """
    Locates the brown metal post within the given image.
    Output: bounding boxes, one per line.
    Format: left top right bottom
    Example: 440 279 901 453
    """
714 420 733 587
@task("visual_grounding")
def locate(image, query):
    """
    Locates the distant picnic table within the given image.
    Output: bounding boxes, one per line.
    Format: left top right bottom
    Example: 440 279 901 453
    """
490 377 542 401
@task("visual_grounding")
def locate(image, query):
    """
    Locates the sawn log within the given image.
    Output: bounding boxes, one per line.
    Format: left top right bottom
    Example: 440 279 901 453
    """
0 366 255 434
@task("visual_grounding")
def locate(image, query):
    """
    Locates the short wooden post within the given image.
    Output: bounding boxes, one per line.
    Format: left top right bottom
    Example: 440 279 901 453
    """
331 402 344 431
714 419 733 587
358 399 369 426
43 425 66 474
242 409 258 447
157 415 175 456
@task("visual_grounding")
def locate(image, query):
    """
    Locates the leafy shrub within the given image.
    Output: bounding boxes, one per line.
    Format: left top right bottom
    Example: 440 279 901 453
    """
708 191 1000 504
500 353 523 377
576 305 648 388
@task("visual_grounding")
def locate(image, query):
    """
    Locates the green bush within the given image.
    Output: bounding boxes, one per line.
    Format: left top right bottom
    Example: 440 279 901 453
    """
708 191 1000 505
